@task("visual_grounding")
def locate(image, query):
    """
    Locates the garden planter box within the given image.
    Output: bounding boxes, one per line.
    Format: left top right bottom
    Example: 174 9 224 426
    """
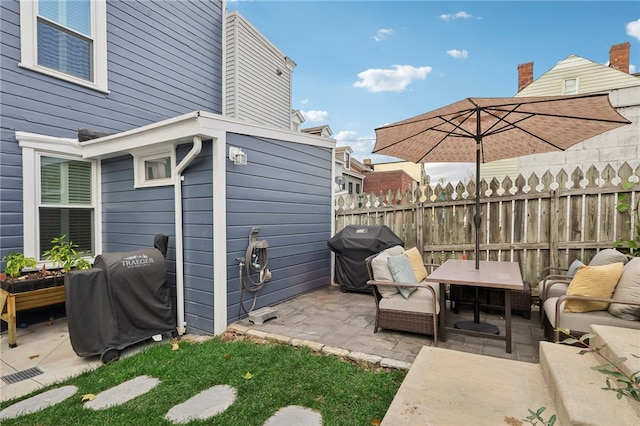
1 273 65 347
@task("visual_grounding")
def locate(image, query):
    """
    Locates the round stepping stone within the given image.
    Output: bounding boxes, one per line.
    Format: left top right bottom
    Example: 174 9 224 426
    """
165 384 237 424
84 375 159 410
263 405 323 425
0 385 77 420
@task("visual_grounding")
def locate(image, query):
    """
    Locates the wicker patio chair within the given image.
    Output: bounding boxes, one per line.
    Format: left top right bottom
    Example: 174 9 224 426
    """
364 253 440 344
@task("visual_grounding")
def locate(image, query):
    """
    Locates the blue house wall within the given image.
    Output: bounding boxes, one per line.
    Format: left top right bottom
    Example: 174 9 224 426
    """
0 0 223 256
225 134 333 325
1 0 334 336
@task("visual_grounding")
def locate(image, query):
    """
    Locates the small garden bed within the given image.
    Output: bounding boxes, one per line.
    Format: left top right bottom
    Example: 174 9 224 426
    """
1 236 90 347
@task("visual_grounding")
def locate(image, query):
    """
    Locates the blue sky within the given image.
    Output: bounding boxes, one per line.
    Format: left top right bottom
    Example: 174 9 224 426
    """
227 1 640 183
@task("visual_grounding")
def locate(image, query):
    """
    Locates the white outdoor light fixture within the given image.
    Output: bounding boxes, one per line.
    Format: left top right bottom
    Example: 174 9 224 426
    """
229 146 247 165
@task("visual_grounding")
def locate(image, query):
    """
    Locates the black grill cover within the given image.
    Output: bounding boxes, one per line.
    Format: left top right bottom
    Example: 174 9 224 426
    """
327 225 404 292
65 268 116 356
65 248 175 357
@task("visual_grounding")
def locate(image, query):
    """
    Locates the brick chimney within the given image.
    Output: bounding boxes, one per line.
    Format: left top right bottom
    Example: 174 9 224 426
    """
517 62 534 92
609 42 630 74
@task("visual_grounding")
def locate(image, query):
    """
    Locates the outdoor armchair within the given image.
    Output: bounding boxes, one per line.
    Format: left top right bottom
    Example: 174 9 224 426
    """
364 247 440 345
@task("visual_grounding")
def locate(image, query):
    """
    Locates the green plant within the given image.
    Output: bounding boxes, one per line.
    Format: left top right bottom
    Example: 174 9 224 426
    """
558 329 640 403
522 406 556 425
43 235 91 272
615 181 640 255
1 253 37 278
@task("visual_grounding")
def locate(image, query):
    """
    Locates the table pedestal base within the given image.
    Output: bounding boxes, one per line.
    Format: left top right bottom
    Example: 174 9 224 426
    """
454 320 499 334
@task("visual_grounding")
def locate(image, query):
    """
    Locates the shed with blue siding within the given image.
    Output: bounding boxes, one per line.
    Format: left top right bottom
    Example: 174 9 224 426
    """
81 112 334 334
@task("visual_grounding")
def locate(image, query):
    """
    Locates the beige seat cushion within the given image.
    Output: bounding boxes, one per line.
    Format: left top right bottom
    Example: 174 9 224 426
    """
379 283 440 314
544 297 640 332
564 262 624 313
539 280 570 300
608 258 640 320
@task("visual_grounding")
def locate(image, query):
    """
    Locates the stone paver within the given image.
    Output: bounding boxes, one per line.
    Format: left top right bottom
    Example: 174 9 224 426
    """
0 385 77 420
263 405 323 426
84 375 159 410
165 385 236 424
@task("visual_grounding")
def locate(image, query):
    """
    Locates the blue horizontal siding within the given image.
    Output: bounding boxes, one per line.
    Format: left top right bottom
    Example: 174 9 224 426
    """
179 142 215 335
0 0 222 261
225 133 333 324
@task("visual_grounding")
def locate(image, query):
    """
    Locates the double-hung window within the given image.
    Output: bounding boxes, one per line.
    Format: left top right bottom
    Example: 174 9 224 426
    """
17 132 99 261
20 0 108 92
39 156 94 257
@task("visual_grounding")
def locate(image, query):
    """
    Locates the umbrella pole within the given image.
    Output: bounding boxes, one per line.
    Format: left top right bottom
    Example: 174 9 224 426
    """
473 138 482 325
453 128 498 335
474 138 481 271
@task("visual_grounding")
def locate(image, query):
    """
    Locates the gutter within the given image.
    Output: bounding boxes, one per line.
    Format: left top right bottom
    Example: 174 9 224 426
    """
174 135 203 335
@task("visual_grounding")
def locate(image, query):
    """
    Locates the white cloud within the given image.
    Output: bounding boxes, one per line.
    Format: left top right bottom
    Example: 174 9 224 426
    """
626 18 640 40
447 49 468 59
334 130 359 144
334 131 376 161
301 110 329 122
440 11 473 21
354 65 432 93
373 28 393 42
300 97 309 106
631 64 637 73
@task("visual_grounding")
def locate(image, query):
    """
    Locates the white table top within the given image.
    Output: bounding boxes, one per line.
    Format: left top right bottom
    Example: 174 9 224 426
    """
425 259 524 291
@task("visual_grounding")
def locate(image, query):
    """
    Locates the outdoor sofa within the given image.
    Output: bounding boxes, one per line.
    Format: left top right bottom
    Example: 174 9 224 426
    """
542 253 640 342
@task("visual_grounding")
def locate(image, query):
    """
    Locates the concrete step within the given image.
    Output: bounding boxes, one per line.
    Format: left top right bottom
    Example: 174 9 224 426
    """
540 325 640 426
382 346 556 425
590 324 640 383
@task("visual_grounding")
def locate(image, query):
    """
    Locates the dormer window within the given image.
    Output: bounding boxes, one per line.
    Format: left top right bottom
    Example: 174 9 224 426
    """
563 77 578 95
345 152 351 169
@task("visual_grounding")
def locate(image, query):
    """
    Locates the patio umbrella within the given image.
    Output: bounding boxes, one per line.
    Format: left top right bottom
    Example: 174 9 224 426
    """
373 93 631 270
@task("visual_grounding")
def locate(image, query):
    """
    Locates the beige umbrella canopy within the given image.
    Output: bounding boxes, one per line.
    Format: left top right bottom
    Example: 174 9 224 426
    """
374 93 631 269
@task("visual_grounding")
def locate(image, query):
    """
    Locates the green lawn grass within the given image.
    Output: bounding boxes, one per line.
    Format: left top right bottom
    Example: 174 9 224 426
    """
1 334 406 425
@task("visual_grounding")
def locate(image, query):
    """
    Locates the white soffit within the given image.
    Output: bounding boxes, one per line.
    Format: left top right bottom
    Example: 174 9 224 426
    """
80 111 335 160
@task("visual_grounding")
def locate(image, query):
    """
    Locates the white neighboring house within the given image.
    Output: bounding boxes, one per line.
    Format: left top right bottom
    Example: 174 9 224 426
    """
481 42 640 182
226 10 297 129
334 146 367 198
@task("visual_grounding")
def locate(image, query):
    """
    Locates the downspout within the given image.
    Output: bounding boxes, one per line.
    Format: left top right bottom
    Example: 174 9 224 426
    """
174 135 203 335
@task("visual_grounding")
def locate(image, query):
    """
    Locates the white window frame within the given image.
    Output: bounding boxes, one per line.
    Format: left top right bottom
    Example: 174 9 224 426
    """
19 0 109 93
16 131 102 263
133 147 176 188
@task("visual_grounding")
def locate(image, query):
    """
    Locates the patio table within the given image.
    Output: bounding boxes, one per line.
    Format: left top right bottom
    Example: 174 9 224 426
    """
425 259 524 353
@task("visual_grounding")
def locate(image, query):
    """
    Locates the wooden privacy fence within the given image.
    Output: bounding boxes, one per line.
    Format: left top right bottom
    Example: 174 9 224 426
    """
335 163 640 290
